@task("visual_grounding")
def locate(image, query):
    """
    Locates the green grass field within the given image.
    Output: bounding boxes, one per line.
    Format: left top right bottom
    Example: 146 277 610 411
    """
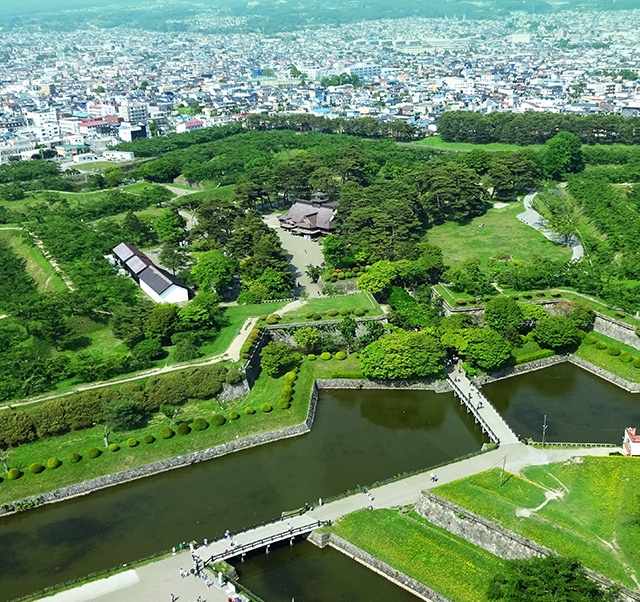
0 229 67 293
74 161 120 172
428 200 572 266
279 292 381 323
434 458 640 587
415 136 543 153
332 508 505 602
575 331 640 383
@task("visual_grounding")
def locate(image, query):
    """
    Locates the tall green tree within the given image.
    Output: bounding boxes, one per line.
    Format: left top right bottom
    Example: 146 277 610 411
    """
191 249 237 294
154 208 186 243
543 132 585 180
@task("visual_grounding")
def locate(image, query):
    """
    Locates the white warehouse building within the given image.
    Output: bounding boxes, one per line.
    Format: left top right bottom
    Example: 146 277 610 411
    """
112 243 190 304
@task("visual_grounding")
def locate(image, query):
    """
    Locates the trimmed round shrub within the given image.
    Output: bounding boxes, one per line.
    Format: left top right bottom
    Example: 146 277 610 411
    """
87 446 102 459
615 312 626 319
261 403 273 413
192 418 209 431
229 411 240 420
29 463 45 474
535 290 546 297
241 352 250 359
335 351 347 360
259 314 269 321
143 434 155 444
47 457 61 469
584 335 597 345
353 308 365 316
265 316 278 325
345 271 356 279
456 299 467 306
339 308 351 316
595 341 607 350
327 309 339 317
305 311 315 319
577 330 586 339
522 293 533 299
620 352 633 363
279 392 291 404
284 371 297 381
127 437 139 447
159 427 174 439
211 413 226 427
281 385 293 396
352 266 361 273
551 290 561 298
250 328 261 337
607 345 621 356
337 272 346 280
68 452 81 463
326 273 337 282
108 443 120 452
269 314 281 321
278 399 291 409
320 352 332 360
312 313 322 320
634 358 640 368
176 422 190 435
7 468 22 480
245 406 256 415
307 353 316 361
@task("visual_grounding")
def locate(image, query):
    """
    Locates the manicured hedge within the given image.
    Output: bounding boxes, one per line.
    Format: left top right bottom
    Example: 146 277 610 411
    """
29 463 44 474
320 352 332 360
327 309 339 317
339 308 351 315
159 427 174 439
108 443 120 452
211 413 226 426
353 308 365 316
229 411 240 420
335 351 347 360
634 358 640 368
68 452 81 463
245 406 255 415
515 349 555 365
584 334 597 345
192 417 209 431
127 437 139 447
87 446 102 459
261 403 272 413
607 345 621 356
176 422 190 435
619 352 633 363
47 457 61 469
595 341 607 350
7 468 22 480
456 299 467 306
307 353 316 361
143 434 155 444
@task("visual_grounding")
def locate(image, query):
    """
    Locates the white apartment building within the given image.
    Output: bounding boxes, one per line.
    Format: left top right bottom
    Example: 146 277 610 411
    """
0 138 36 163
118 102 149 122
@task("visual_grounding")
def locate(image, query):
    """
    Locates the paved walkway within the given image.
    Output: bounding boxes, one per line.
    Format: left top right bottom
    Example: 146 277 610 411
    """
40 441 616 602
517 192 584 262
448 363 520 445
263 212 325 297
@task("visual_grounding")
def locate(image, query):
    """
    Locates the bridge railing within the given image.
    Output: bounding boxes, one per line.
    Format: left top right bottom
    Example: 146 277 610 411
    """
203 520 331 566
447 378 501 444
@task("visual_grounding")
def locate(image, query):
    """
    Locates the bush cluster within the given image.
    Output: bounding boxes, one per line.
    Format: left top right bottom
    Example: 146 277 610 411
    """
241 327 263 359
0 363 241 449
515 349 555 365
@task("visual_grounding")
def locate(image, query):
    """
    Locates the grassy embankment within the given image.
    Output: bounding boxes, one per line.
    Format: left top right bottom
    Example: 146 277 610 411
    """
428 199 572 266
0 229 67 294
331 508 505 602
574 330 640 383
434 458 640 588
415 136 543 153
0 353 361 506
278 291 381 324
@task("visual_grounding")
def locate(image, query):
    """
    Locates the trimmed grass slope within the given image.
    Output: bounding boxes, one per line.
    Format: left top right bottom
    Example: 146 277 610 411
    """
332 508 505 602
434 458 640 588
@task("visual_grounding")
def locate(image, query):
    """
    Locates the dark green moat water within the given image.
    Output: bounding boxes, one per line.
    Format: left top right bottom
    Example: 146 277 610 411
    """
484 363 640 444
231 539 420 602
0 389 485 601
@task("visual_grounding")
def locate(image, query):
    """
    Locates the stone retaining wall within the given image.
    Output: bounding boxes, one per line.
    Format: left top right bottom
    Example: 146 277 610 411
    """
309 531 453 602
0 389 320 518
218 380 251 402
316 379 452 393
568 355 640 393
415 491 640 602
593 314 640 351
475 354 570 386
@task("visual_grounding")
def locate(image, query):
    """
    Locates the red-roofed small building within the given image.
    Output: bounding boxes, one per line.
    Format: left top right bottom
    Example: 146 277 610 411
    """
176 120 204 133
623 427 640 456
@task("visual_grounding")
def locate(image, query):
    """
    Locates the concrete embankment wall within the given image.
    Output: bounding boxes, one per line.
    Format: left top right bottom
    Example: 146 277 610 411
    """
308 531 453 602
415 491 640 602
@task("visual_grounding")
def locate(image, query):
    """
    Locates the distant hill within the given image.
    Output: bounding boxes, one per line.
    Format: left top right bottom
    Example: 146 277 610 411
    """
1 0 638 31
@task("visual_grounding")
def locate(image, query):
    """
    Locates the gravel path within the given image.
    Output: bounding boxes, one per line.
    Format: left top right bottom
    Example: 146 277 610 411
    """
517 192 584 261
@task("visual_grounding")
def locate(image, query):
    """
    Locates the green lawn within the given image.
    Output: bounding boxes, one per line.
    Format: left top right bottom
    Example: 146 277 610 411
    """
434 458 640 588
415 136 543 153
575 332 640 382
0 230 67 293
279 292 381 323
74 161 120 172
428 200 572 266
332 508 505 602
